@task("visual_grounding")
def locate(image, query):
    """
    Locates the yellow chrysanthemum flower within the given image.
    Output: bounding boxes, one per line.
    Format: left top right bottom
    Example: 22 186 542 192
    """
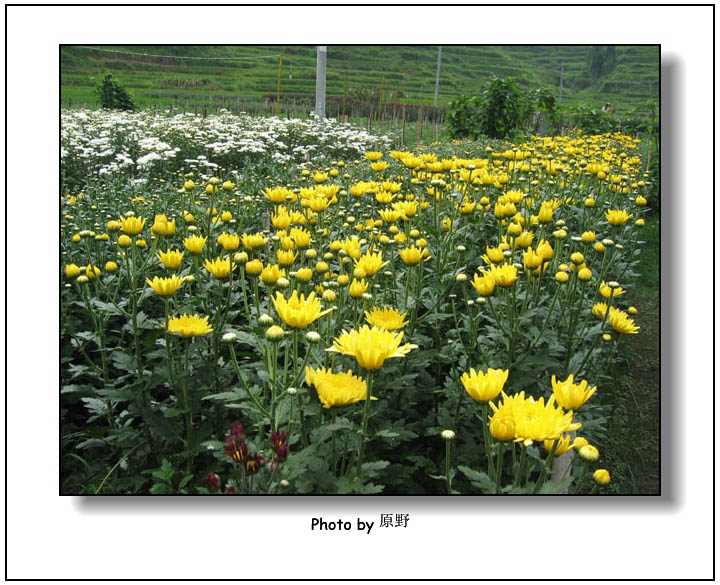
375 190 395 204
245 259 263 276
599 282 626 298
354 250 387 277
348 278 368 298
341 237 363 260
290 227 312 249
242 232 268 251
393 200 418 219
204 257 236 279
65 264 81 278
490 391 581 447
536 239 554 260
308 196 330 212
470 272 495 297
151 214 176 236
85 264 101 279
551 374 597 410
608 307 640 334
378 209 401 223
276 249 298 266
523 249 543 270
398 245 424 266
263 186 292 204
271 208 292 230
217 232 240 251
605 209 632 226
166 313 213 337
460 367 509 403
484 246 505 265
513 231 534 249
183 235 207 255
489 413 516 442
157 249 184 270
260 264 285 285
486 264 518 288
543 434 574 456
305 366 374 408
364 307 409 331
295 267 313 282
272 290 333 329
146 275 184 297
592 302 609 320
326 325 418 371
120 216 145 236
370 161 389 172
364 151 383 161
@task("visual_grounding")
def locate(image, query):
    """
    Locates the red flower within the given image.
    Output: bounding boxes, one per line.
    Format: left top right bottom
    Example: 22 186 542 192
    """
244 454 265 474
204 472 221 492
274 444 289 462
224 435 248 462
270 430 289 448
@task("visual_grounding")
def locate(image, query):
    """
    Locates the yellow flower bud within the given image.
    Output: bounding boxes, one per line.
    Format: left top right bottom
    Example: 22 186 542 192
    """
593 469 611 485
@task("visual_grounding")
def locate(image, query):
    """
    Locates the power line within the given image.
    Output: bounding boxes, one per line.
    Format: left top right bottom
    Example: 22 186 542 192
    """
73 46 281 61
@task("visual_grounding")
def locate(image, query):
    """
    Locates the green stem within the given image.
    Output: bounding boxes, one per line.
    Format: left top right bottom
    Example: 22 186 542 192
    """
481 402 495 479
94 442 146 494
182 339 193 471
494 442 505 494
228 344 271 420
444 438 453 494
532 440 559 493
356 371 374 477
514 443 527 487
572 460 590 494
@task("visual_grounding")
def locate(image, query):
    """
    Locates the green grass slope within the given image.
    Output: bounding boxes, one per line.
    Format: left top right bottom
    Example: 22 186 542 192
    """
61 45 658 112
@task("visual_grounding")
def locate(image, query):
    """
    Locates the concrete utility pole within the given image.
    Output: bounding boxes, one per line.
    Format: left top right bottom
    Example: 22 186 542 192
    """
315 46 327 121
433 46 442 106
276 54 283 116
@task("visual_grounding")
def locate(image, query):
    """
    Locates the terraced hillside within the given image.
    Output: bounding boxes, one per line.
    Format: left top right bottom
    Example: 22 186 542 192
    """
61 45 658 112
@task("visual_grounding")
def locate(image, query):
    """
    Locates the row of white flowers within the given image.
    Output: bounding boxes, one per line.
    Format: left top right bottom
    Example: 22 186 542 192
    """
61 109 391 190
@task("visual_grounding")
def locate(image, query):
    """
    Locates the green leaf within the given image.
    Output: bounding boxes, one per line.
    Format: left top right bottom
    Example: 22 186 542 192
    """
111 350 136 373
309 418 355 443
81 397 108 417
178 474 194 491
149 459 175 483
457 465 495 494
336 477 384 494
536 478 572 494
90 298 127 317
61 384 94 395
202 390 244 402
361 460 390 478
374 430 399 439
501 485 529 494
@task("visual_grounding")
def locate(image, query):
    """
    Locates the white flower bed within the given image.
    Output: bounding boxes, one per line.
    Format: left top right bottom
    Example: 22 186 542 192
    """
61 109 391 190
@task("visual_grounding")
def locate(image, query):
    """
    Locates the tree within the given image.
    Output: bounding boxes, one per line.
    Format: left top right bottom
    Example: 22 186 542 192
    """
589 46 617 77
96 71 137 111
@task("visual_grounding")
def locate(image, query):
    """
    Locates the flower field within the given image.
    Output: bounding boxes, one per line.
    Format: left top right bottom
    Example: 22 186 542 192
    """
61 109 653 494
